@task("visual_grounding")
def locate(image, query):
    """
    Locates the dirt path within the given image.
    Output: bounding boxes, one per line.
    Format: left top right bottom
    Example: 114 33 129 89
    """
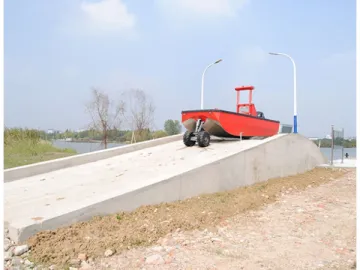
90 169 356 270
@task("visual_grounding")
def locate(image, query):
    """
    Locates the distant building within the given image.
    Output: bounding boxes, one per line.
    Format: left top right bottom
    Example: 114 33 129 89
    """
46 129 61 135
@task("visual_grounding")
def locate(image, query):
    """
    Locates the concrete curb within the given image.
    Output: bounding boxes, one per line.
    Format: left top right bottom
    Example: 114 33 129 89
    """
317 158 357 168
4 134 183 182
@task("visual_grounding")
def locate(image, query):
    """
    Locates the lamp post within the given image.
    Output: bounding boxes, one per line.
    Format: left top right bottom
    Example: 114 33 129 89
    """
269 52 298 134
201 59 222 109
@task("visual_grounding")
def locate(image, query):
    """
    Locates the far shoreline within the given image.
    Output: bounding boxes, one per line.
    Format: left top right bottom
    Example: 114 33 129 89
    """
53 138 124 144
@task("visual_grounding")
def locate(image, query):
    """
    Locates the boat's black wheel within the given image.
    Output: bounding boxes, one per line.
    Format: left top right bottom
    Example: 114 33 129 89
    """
183 131 196 147
197 131 210 147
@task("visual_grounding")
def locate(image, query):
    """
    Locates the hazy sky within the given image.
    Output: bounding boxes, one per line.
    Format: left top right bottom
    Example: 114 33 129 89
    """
4 0 356 137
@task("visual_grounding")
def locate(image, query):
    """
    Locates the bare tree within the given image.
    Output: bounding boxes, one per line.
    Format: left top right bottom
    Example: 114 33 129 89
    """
122 89 155 141
86 88 125 149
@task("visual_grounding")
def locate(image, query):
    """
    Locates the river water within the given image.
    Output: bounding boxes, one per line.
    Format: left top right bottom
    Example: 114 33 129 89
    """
320 147 356 160
52 140 124 154
51 140 356 161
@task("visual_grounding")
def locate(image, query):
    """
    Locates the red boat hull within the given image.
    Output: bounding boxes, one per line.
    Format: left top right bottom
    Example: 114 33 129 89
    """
181 109 280 138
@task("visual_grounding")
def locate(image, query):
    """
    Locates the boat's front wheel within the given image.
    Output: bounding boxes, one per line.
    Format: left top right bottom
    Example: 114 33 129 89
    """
183 131 196 147
197 131 210 147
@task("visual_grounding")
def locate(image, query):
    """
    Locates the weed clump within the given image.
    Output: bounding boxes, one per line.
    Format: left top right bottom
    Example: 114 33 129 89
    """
4 127 76 168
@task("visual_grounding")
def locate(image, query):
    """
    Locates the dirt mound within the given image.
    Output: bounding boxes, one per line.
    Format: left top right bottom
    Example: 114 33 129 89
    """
27 168 350 266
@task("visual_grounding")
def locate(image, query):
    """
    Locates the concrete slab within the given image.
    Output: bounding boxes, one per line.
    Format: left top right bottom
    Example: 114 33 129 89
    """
5 134 326 243
317 158 357 168
4 134 183 182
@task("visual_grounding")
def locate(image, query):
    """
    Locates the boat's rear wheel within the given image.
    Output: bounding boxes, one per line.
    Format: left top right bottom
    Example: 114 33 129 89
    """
183 131 196 147
197 131 210 147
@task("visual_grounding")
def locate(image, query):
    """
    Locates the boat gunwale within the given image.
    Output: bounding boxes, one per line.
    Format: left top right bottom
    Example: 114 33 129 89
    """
181 109 280 124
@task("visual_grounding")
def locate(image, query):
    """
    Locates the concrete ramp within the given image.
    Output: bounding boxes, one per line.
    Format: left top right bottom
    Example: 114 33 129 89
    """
4 133 326 243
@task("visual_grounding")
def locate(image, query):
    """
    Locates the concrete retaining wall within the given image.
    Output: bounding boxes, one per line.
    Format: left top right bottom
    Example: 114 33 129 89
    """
68 134 326 213
7 134 327 243
4 134 183 182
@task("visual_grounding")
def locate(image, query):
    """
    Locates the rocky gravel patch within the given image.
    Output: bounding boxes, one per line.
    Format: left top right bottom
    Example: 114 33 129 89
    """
3 233 33 270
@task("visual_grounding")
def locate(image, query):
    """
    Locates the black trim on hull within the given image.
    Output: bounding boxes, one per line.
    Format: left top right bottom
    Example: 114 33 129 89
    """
181 109 280 124
182 118 264 139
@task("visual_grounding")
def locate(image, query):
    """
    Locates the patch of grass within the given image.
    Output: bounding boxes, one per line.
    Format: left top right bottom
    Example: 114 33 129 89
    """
116 213 124 220
4 128 76 169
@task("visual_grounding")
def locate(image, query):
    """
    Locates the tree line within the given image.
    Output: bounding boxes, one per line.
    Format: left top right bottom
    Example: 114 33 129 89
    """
5 88 183 148
312 138 356 148
83 88 183 147
38 87 182 147
45 122 181 144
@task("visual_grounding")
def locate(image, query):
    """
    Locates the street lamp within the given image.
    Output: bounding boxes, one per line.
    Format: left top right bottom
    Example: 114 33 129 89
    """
201 59 222 109
269 52 298 134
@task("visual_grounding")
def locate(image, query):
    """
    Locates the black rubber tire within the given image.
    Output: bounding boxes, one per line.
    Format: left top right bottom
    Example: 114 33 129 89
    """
197 131 210 147
183 131 196 147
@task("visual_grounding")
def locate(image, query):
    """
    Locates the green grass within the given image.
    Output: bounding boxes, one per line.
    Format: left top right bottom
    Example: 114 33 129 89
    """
4 128 76 169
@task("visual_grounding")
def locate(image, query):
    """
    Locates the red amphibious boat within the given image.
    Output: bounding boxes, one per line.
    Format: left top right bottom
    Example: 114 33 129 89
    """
181 85 280 147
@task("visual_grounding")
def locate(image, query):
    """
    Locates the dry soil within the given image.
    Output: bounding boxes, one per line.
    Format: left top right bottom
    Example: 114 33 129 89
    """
25 167 353 269
93 168 356 270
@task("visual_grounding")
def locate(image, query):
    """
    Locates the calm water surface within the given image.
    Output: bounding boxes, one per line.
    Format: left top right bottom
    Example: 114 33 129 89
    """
320 147 356 160
52 140 124 154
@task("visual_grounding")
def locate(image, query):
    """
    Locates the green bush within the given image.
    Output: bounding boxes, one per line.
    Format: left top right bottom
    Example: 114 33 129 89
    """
164 119 181 135
4 127 41 145
152 130 168 139
4 127 76 169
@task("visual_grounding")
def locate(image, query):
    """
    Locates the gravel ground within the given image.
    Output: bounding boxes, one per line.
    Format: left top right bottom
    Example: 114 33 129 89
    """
4 168 355 269
92 169 356 270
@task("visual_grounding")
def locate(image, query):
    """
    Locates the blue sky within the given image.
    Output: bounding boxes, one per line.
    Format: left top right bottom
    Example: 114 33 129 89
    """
4 0 356 137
